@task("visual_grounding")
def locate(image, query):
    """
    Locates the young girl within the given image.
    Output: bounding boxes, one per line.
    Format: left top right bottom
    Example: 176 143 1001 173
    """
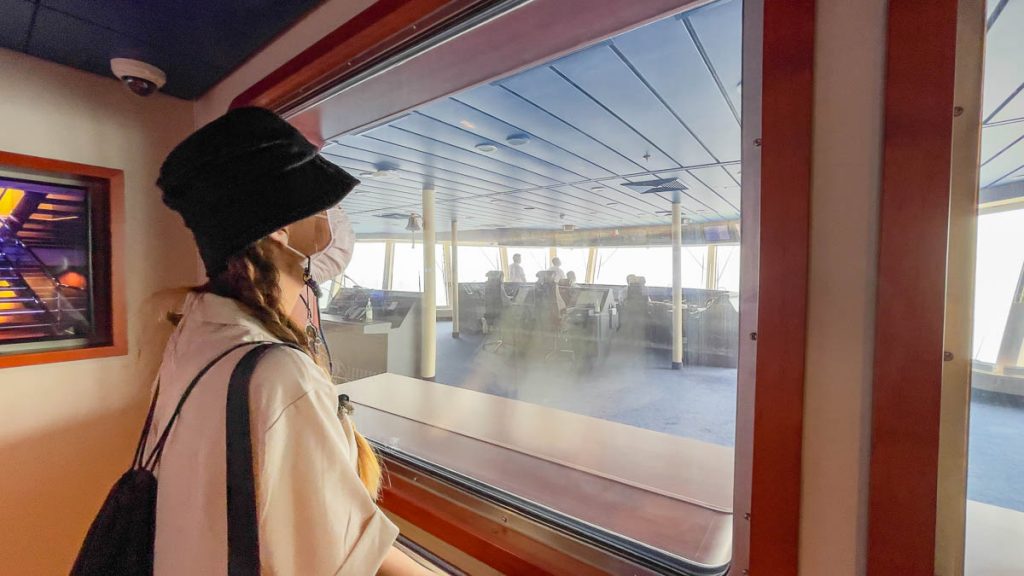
151 107 429 575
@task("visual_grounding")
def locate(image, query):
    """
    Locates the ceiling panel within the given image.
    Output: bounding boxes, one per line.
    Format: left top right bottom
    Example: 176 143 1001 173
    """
983 0 1024 121
685 0 743 118
387 114 578 184
452 84 644 175
498 66 680 171
0 0 35 51
415 99 615 180
981 122 1024 165
329 0 745 235
550 44 716 167
5 0 320 99
981 136 1024 188
611 16 741 162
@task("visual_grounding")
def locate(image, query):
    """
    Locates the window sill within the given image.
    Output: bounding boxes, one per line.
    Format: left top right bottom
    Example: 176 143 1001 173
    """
338 373 733 569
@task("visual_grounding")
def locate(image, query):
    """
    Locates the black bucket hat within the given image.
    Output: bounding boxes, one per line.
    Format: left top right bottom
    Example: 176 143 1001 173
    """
157 107 358 277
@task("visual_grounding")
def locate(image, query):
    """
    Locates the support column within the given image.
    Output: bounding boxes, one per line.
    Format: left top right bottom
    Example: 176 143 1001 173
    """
421 188 437 380
450 219 460 338
672 201 683 369
706 244 719 291
586 247 598 284
499 246 509 278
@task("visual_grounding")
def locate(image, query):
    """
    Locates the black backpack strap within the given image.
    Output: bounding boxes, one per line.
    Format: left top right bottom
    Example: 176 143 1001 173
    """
226 342 302 576
143 341 267 471
131 384 160 469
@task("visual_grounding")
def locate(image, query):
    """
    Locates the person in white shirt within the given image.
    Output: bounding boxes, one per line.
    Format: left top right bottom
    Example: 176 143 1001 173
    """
154 107 428 576
549 257 566 282
508 253 527 283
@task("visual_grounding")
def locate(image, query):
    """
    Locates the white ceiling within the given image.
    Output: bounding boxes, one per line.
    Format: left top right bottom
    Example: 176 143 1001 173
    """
324 0 742 234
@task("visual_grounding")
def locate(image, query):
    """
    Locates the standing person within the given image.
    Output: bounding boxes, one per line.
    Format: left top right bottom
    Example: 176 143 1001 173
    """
153 107 429 575
508 252 527 283
549 256 566 282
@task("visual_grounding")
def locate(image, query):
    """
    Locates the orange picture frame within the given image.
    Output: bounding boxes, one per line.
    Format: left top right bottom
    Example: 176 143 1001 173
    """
0 150 126 368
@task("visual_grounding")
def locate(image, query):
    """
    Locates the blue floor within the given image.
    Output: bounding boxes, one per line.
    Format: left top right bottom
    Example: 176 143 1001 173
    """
434 322 1024 511
967 391 1024 512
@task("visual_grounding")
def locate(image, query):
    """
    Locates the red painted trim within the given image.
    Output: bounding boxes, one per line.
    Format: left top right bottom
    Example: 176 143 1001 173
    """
867 1 959 574
379 461 643 575
747 0 815 573
233 0 818 571
0 151 127 369
230 0 493 114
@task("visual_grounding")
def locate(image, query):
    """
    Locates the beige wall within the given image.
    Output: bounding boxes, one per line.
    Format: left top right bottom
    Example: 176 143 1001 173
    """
0 49 196 575
799 0 887 574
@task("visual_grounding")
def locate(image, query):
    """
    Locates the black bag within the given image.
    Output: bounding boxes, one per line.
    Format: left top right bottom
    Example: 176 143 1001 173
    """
71 342 289 576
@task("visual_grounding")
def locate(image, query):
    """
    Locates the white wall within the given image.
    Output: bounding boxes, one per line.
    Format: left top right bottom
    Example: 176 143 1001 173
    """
0 48 196 575
799 1 887 574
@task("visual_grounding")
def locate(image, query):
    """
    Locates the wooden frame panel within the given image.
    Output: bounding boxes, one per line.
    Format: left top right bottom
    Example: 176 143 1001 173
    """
744 1 815 573
867 0 960 574
0 151 126 368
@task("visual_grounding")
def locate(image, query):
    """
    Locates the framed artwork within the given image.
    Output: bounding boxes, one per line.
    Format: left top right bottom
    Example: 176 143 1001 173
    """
0 151 124 367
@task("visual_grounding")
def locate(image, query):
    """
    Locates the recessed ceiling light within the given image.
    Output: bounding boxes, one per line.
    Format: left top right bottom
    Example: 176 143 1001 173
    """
606 202 619 206
523 207 536 210
475 143 497 153
590 186 605 192
506 134 530 146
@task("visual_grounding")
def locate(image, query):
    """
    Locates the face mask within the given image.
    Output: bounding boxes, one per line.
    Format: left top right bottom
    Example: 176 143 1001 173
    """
282 212 333 298
309 207 356 285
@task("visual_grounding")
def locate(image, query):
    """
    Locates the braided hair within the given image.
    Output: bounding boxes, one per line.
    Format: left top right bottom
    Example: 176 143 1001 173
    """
179 238 383 498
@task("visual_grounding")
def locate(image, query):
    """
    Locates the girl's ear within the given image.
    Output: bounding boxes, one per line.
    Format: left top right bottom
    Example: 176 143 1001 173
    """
266 227 289 248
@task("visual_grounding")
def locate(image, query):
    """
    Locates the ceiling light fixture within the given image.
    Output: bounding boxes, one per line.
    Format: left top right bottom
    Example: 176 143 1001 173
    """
506 134 530 146
475 143 497 153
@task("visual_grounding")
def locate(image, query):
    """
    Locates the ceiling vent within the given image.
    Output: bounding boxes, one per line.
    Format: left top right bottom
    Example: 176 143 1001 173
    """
622 177 688 194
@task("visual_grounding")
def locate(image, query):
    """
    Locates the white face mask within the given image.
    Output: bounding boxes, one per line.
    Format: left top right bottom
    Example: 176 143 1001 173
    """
283 212 334 267
309 206 356 284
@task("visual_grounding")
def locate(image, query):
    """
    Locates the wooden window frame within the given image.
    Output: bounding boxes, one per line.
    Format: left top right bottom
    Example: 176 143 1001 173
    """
232 0 816 573
0 151 126 368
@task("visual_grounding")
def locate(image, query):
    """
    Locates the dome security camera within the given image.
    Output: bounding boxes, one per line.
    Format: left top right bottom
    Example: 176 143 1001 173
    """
110 58 166 97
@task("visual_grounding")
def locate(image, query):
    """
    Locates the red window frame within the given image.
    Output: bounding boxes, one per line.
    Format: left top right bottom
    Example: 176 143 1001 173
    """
232 0 816 572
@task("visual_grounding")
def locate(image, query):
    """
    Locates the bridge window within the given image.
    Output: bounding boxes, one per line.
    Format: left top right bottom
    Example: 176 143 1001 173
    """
315 0 744 571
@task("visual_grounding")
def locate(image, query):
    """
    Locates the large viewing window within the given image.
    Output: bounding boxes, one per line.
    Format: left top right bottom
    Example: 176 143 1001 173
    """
392 242 447 306
314 0 743 572
455 245 500 282
341 241 386 289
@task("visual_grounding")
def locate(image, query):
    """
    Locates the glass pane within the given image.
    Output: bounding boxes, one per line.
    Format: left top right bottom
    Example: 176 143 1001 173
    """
343 241 385 289
456 245 501 282
715 245 741 292
554 247 589 282
595 246 707 288
392 242 447 306
320 0 742 569
505 247 551 282
966 3 1024 572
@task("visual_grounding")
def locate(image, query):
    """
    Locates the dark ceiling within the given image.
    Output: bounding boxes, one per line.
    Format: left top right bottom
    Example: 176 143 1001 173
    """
0 0 323 99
